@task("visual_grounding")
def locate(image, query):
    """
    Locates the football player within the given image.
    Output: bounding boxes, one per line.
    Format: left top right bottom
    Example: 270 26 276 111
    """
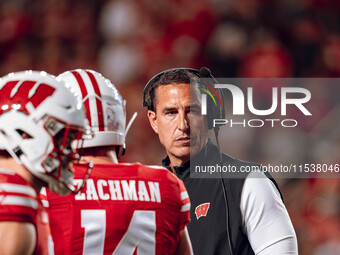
0 71 89 255
44 69 193 255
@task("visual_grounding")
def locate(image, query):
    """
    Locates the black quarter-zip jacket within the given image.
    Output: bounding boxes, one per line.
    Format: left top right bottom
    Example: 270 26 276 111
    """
162 138 282 255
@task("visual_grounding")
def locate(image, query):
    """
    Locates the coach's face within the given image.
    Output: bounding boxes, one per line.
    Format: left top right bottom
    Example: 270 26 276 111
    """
148 83 208 167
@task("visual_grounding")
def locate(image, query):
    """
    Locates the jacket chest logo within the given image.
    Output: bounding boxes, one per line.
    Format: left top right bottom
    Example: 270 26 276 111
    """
195 202 210 220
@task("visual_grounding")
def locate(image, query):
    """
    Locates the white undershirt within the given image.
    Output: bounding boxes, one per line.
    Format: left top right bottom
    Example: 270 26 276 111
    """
240 171 298 255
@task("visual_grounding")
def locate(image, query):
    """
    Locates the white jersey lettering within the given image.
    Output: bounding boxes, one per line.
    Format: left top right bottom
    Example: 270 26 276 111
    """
74 179 161 203
86 179 99 200
108 180 123 201
148 182 161 203
121 180 138 201
97 180 109 200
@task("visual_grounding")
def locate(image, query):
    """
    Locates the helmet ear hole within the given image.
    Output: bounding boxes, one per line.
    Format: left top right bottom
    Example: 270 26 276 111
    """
0 149 11 158
115 145 125 159
15 129 33 139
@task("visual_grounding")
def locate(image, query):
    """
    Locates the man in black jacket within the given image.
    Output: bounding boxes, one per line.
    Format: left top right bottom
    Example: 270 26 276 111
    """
143 67 298 255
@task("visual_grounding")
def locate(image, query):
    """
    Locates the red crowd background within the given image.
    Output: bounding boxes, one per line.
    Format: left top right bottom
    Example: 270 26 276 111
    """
0 0 339 254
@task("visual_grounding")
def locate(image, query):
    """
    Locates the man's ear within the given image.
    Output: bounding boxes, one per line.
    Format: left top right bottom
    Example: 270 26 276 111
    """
147 110 158 134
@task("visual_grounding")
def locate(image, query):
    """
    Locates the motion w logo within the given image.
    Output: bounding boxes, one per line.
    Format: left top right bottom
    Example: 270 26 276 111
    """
0 80 56 115
195 202 210 220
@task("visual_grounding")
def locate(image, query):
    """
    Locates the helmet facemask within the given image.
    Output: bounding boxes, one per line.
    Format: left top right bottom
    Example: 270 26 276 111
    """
41 117 92 195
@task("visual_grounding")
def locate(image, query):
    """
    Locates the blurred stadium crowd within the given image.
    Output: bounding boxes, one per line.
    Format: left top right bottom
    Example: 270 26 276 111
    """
0 0 339 254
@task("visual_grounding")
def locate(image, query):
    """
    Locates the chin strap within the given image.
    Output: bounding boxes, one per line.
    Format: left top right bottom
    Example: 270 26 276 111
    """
125 112 137 137
116 112 137 158
66 156 94 194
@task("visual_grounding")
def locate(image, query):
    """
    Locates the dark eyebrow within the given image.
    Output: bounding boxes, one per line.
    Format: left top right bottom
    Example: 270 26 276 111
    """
162 107 178 113
190 104 201 109
161 104 201 113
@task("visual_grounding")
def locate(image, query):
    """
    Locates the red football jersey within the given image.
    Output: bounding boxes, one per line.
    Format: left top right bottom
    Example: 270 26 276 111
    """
0 169 53 255
45 163 190 255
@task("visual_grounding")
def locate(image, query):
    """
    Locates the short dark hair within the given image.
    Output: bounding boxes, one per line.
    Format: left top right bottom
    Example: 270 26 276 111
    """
148 69 200 112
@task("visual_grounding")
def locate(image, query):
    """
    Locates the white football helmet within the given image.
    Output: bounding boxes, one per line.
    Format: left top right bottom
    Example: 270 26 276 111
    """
0 71 90 195
58 69 129 157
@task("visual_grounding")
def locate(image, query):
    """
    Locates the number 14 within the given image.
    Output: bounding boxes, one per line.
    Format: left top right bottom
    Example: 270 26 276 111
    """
81 210 156 255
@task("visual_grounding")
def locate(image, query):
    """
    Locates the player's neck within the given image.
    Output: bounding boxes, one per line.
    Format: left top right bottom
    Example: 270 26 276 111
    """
0 157 44 193
83 154 118 164
82 148 118 164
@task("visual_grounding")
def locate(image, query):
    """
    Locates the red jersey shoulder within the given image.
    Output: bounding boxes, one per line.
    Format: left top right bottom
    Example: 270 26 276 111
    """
93 163 181 181
73 163 169 178
0 169 39 224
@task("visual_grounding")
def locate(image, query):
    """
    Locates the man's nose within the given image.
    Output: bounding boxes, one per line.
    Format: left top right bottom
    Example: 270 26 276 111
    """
177 112 189 131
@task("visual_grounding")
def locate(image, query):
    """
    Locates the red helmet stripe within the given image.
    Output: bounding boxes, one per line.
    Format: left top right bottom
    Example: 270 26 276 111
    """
86 71 104 131
71 71 92 127
31 83 56 109
0 80 55 115
8 81 36 114
0 80 20 114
